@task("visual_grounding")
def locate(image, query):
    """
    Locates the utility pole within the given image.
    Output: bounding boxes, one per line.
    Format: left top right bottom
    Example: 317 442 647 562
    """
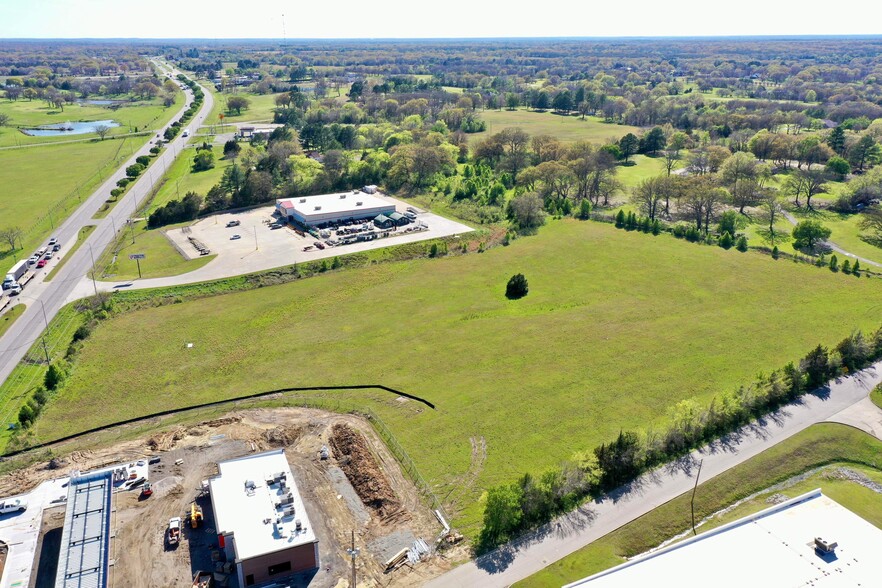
691 459 704 536
38 299 51 364
254 226 258 251
346 530 359 588
87 243 98 296
128 219 136 244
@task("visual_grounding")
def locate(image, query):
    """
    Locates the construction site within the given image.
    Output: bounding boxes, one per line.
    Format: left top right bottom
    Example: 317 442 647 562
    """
0 407 466 588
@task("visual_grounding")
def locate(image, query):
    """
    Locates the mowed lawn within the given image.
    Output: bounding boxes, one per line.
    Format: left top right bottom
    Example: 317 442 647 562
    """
470 109 641 144
0 138 139 273
0 94 183 147
34 220 882 529
203 91 283 128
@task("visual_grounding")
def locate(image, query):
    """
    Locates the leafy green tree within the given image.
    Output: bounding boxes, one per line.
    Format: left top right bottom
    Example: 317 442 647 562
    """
577 199 591 220
842 259 851 274
829 254 839 272
791 219 831 251
479 483 524 549
718 210 739 237
848 134 882 172
226 95 250 115
618 133 639 164
18 404 34 427
506 273 529 299
826 126 846 155
552 90 573 113
125 163 144 178
223 140 241 159
826 156 850 179
614 209 626 228
772 245 779 259
44 363 65 391
853 260 861 275
639 127 667 155
506 193 546 233
594 430 642 489
736 235 748 252
800 344 831 389
719 231 733 249
192 149 215 172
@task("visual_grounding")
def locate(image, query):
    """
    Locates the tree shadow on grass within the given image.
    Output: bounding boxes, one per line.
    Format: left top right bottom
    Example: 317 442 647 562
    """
475 505 598 575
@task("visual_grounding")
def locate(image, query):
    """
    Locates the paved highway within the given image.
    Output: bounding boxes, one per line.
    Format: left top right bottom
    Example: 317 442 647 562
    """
0 61 214 388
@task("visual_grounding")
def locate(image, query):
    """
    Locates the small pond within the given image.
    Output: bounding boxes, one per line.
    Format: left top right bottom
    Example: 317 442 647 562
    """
22 120 120 137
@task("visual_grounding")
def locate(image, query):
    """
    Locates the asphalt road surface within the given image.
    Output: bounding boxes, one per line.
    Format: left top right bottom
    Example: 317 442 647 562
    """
424 362 882 588
0 60 214 388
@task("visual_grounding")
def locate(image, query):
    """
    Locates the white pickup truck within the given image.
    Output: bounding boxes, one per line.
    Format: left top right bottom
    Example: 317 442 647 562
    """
0 498 27 514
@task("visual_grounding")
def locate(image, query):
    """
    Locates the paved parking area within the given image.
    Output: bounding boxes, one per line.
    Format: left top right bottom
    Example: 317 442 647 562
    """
162 193 473 283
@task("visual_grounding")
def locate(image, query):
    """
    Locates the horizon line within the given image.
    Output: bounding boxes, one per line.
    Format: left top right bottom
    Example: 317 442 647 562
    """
3 34 882 42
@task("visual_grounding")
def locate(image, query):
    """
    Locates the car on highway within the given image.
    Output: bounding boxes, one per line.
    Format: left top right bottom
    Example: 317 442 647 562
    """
52 244 61 252
7 284 21 295
230 234 241 240
0 499 27 514
48 237 57 246
302 245 314 252
27 255 39 266
36 259 47 268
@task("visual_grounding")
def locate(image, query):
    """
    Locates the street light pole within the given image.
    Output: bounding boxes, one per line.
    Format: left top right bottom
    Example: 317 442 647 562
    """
87 243 98 296
347 530 359 588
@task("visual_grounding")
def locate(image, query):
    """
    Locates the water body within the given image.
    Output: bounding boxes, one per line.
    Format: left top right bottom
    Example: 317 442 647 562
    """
23 119 120 136
78 99 118 106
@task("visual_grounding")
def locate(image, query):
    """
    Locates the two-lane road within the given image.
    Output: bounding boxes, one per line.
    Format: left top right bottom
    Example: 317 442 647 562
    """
0 62 214 387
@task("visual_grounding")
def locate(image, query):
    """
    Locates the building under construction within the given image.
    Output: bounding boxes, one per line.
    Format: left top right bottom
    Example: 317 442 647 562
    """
209 449 319 587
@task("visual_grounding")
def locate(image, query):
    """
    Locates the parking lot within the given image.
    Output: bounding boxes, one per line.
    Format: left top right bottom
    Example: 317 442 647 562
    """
162 192 473 283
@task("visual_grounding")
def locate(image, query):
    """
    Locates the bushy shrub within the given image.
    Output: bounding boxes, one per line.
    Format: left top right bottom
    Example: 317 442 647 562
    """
506 273 529 299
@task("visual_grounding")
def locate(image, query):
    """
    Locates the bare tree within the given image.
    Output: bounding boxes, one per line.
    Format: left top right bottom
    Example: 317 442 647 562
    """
0 226 23 252
94 124 111 140
784 169 830 210
631 176 672 221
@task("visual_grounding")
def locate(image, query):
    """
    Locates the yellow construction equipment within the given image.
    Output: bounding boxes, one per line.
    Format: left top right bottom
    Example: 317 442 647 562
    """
189 503 204 529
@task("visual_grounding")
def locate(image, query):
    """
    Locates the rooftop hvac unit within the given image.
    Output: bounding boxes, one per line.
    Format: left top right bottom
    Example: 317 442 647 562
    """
244 480 256 490
340 194 346 198
299 198 306 203
284 506 296 517
295 519 302 531
315 206 321 211
280 492 294 505
356 202 363 206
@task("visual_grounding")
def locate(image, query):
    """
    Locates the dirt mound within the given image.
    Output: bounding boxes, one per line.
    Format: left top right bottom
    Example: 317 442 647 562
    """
263 425 302 447
330 424 402 520
147 427 185 451
202 416 241 428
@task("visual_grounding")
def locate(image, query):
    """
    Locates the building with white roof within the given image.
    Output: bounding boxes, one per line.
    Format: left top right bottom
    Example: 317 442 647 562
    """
54 471 114 588
276 190 396 227
209 449 319 587
566 489 882 588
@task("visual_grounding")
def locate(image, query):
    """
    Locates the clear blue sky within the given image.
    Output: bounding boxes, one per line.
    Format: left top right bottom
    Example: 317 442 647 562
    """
0 0 874 38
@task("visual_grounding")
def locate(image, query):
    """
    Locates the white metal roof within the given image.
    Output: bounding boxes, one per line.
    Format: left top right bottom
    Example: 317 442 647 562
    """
54 471 113 588
276 191 394 219
566 489 882 588
210 449 317 561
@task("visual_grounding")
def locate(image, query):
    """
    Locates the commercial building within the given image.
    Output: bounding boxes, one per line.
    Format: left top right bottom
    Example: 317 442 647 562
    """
276 190 396 227
210 449 319 587
566 489 882 588
54 471 114 588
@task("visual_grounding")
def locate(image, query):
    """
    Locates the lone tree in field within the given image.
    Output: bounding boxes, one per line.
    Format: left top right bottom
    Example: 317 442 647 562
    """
506 273 529 299
0 113 10 127
226 96 250 115
792 219 832 251
94 124 111 140
0 226 23 252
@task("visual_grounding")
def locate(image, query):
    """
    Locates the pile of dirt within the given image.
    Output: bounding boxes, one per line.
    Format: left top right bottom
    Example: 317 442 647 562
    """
263 425 302 447
201 416 242 428
147 427 185 451
330 424 402 520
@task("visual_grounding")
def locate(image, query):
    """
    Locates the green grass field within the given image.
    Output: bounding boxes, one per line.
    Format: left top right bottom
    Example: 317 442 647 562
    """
95 219 215 281
30 219 882 530
471 110 641 144
788 207 882 266
517 424 882 587
0 94 184 147
0 137 140 273
202 90 283 129
0 304 25 339
147 145 242 213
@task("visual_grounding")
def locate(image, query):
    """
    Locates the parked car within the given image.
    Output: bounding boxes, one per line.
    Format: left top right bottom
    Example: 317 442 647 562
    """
226 220 240 227
302 246 314 252
230 234 241 240
36 259 47 268
0 499 27 514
